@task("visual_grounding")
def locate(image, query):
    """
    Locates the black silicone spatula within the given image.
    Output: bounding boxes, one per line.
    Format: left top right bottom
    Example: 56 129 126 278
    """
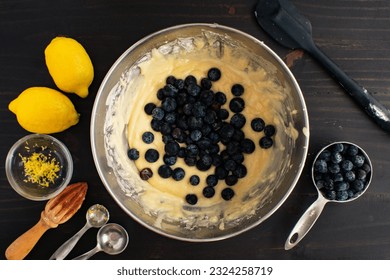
255 0 390 132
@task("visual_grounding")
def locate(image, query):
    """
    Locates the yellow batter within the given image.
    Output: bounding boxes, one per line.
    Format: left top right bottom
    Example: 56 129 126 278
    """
106 33 298 230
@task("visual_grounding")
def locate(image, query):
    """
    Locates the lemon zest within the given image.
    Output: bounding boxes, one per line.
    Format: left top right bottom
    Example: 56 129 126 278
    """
19 151 60 187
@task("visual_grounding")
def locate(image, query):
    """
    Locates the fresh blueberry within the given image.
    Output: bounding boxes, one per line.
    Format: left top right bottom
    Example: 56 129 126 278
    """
331 152 343 164
142 132 154 144
233 164 247 178
323 177 335 190
224 159 237 172
161 97 177 112
201 78 212 90
163 154 177 166
328 163 340 174
145 149 159 163
314 159 328 173
264 125 276 137
189 175 200 186
259 136 273 149
199 154 213 168
221 188 235 200
175 79 185 90
178 147 187 158
325 190 336 200
251 118 265 132
163 84 178 97
341 160 353 171
217 108 229 120
215 165 228 179
165 141 180 156
183 103 193 116
318 150 331 161
197 138 212 151
352 154 365 167
352 179 365 191
200 90 215 106
332 143 345 153
335 181 349 191
347 189 355 199
336 190 349 201
158 165 172 178
150 119 162 132
209 131 220 144
333 173 344 182
164 112 177 124
206 175 218 187
201 124 213 136
356 169 367 181
184 75 197 86
230 113 246 129
229 97 245 113
362 163 371 174
189 130 201 142
176 92 188 106
203 187 215 198
241 138 255 154
152 107 165 120
162 134 174 144
231 153 244 164
184 156 197 166
144 103 156 115
204 110 217 125
226 141 240 155
212 153 223 167
192 101 207 118
215 91 227 105
172 167 185 181
225 175 238 186
196 158 212 171
160 122 172 135
344 170 356 182
185 194 198 205
219 123 235 140
231 84 244 96
127 148 139 160
157 88 165 100
188 116 203 130
347 145 359 156
208 67 221 81
187 83 201 97
139 168 153 180
166 75 177 85
232 129 245 142
186 144 199 157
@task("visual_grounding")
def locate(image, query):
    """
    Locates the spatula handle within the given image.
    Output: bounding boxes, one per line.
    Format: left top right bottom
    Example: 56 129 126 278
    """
5 215 51 260
307 43 390 132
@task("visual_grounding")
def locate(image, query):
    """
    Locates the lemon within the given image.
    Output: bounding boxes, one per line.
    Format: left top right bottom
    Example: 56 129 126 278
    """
44 36 94 98
9 87 79 134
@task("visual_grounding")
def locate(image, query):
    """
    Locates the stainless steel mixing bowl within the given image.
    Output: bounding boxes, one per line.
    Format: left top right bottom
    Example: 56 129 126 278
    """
90 23 309 241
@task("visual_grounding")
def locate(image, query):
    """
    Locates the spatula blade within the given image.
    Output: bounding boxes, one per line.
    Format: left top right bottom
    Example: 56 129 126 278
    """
255 0 313 50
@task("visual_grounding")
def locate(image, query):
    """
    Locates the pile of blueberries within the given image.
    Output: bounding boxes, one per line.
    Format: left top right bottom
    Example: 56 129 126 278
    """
313 142 371 201
128 67 276 205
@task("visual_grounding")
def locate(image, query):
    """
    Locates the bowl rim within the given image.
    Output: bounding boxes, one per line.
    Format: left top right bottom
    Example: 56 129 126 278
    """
90 23 310 241
5 133 74 201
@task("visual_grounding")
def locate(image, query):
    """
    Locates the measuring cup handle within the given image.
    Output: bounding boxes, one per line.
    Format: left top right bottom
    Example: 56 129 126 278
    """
284 196 328 250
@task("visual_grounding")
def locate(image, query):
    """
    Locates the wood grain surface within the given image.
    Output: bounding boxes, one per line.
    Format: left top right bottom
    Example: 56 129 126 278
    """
1 0 390 260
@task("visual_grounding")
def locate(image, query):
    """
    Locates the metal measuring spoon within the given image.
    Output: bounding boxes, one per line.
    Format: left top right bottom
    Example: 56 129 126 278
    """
50 204 109 260
72 223 129 260
285 142 373 250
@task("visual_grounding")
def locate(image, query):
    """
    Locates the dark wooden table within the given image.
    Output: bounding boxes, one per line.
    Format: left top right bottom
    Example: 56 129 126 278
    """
1 0 390 260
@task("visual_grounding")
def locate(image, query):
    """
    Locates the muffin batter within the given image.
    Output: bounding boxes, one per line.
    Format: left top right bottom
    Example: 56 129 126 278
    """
105 32 299 230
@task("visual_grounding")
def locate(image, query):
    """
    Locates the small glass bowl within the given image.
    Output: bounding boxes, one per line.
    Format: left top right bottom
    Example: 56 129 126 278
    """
5 134 73 201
